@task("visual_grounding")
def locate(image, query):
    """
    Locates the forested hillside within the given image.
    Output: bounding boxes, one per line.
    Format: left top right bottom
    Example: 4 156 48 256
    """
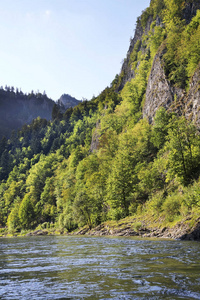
1 0 200 237
0 87 80 138
0 87 54 138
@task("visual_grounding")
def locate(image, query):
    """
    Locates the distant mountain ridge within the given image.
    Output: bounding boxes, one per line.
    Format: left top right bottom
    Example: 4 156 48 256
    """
57 94 81 111
0 88 80 138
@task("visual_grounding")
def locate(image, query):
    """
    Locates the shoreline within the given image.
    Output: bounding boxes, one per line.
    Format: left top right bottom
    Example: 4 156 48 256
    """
2 214 200 241
73 218 200 241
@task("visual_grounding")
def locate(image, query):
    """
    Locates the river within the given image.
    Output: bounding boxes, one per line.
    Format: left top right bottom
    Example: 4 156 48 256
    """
0 236 200 299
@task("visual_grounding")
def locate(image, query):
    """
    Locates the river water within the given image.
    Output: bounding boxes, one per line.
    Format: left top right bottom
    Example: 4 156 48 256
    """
0 236 200 300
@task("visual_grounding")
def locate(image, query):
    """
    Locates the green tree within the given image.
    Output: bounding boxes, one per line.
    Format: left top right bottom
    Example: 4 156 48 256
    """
106 149 136 220
7 199 21 232
19 194 35 229
162 0 186 86
105 119 155 219
151 107 172 149
36 176 57 224
73 187 93 229
166 116 200 184
73 154 103 227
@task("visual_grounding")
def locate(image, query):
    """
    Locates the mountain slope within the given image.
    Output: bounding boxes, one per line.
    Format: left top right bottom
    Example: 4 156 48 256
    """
117 0 200 124
0 88 54 138
1 0 200 238
0 88 80 138
57 94 81 112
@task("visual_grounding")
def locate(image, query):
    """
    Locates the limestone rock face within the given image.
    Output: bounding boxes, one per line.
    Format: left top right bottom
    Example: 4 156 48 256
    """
143 51 200 126
142 49 186 122
117 15 162 93
118 1 200 125
89 120 101 152
143 50 173 122
117 19 144 92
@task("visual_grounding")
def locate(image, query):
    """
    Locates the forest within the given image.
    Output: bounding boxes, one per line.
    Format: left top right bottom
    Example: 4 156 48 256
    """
1 0 200 235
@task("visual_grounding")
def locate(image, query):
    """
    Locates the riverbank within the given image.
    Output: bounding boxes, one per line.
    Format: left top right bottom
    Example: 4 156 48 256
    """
1 211 200 240
73 214 200 241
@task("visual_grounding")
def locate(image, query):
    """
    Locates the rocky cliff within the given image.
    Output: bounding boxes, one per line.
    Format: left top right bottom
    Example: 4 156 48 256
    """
118 0 200 126
143 51 200 125
117 15 158 92
143 48 185 122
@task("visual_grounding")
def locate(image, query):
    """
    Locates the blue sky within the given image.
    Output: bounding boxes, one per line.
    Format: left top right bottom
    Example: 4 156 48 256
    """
0 0 150 101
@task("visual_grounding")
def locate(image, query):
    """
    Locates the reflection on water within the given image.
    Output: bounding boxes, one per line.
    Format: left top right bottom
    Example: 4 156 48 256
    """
0 236 200 299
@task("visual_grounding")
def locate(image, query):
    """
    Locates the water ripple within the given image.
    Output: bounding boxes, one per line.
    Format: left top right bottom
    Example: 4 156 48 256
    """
0 236 200 299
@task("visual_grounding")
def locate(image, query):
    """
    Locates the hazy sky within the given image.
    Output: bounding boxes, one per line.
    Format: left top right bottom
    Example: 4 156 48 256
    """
0 0 150 101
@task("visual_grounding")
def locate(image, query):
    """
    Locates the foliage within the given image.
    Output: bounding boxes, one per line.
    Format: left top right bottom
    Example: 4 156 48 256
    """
139 0 165 28
165 116 200 184
162 3 200 88
1 0 200 233
181 180 200 209
7 199 21 232
18 194 35 229
151 107 173 149
162 193 181 222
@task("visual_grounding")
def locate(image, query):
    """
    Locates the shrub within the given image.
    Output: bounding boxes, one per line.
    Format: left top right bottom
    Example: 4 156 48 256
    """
146 191 165 214
133 222 142 232
182 181 200 209
162 194 181 222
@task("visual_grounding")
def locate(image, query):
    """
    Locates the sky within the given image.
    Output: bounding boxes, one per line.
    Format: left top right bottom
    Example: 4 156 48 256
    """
0 0 150 101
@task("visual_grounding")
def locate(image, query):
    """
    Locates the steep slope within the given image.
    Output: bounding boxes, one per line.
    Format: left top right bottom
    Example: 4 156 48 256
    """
143 48 184 122
143 0 200 123
118 0 200 125
116 0 164 92
1 0 200 238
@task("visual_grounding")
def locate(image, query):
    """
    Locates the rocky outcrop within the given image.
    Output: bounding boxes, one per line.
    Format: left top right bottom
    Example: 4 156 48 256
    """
143 49 186 122
183 0 200 24
119 1 200 125
143 49 173 122
143 52 200 126
89 120 101 152
117 16 155 92
117 20 143 91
